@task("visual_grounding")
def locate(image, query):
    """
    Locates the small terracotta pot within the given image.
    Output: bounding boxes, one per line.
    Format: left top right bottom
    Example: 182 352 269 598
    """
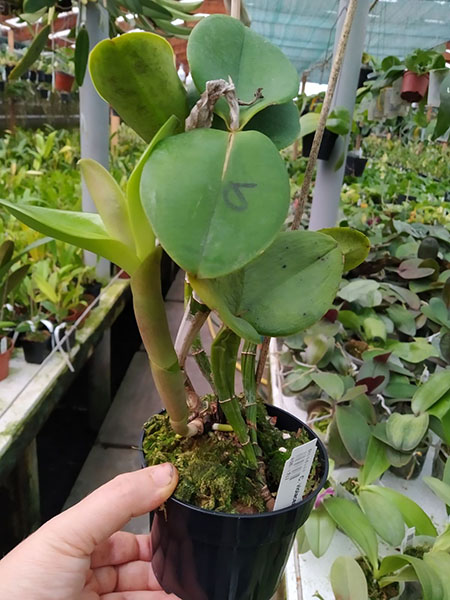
54 71 74 93
0 337 14 381
400 71 429 103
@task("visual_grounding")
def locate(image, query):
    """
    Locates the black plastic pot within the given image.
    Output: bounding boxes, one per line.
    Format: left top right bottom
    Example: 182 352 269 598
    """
38 88 49 99
396 193 417 204
345 153 368 177
28 70 37 83
83 280 102 298
22 333 52 364
302 129 338 161
143 404 328 600
358 66 373 89
37 70 46 82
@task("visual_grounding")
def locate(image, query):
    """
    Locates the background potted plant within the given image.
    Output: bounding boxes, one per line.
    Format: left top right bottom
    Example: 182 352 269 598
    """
54 48 75 93
401 49 445 103
1 15 370 600
300 106 351 160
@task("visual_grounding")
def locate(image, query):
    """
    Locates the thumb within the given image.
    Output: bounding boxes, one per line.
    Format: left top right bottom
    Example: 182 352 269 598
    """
43 464 178 555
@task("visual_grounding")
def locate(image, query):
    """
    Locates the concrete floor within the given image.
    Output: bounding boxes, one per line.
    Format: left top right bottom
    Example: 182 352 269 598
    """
63 270 213 533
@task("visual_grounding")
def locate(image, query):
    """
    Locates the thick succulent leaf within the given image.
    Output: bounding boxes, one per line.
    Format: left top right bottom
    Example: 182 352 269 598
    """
304 505 336 558
330 556 368 600
299 112 320 138
89 32 187 143
336 405 371 464
412 370 450 414
0 241 14 268
320 227 370 272
126 117 180 258
386 412 429 452
328 417 353 466
187 15 299 128
9 25 50 80
141 128 290 279
324 496 378 572
189 231 343 342
424 476 450 506
79 159 135 250
358 489 405 546
366 485 437 536
0 200 139 274
358 435 390 486
310 372 345 401
243 102 300 150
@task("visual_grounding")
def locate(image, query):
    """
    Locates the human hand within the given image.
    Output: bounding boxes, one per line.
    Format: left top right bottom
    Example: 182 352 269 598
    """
0 463 179 600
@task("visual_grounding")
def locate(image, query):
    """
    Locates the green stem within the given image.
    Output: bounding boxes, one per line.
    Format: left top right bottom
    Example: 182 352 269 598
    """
211 326 257 468
130 250 191 436
242 341 260 454
192 334 215 390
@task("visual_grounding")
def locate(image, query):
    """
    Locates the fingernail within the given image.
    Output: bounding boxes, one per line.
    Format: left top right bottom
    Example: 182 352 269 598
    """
151 462 174 487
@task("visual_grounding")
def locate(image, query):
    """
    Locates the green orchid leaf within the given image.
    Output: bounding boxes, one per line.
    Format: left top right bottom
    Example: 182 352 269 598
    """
320 227 370 272
74 26 89 87
324 496 378 572
310 372 345 401
126 117 181 259
141 128 290 278
0 200 139 275
366 485 437 536
2 264 29 297
187 14 299 128
422 297 450 328
243 102 300 150
379 554 443 600
336 405 371 464
386 412 429 452
299 112 320 138
424 552 450 600
412 370 450 414
433 70 450 140
358 489 405 546
0 241 14 269
362 317 387 344
89 32 187 142
428 393 450 445
189 230 343 342
358 435 390 486
424 476 450 507
386 338 440 364
304 505 337 558
330 556 368 600
79 159 135 250
338 279 382 307
9 25 50 81
328 417 353 466
386 304 417 336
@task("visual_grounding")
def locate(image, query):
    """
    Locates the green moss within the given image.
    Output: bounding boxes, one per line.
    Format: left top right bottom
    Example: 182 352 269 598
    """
142 400 322 514
356 558 399 600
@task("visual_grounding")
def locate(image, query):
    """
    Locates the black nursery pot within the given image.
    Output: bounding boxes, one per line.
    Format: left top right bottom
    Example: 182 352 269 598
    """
142 404 328 600
345 153 368 177
22 333 52 364
302 129 338 161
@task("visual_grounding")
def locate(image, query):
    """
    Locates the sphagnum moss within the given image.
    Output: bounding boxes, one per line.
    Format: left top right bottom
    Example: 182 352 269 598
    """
142 400 321 514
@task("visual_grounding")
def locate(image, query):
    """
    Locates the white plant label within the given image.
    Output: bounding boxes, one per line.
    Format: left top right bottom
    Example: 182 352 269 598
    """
400 526 416 553
274 439 317 511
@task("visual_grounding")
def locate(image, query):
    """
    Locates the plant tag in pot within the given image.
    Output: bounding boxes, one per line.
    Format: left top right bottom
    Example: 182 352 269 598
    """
274 439 317 510
400 526 416 553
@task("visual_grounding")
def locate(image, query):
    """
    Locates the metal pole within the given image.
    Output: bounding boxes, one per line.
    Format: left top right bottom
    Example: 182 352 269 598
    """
80 2 110 277
309 0 370 231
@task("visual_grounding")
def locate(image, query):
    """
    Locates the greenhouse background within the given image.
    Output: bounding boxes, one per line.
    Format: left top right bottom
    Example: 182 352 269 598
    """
0 0 449 599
